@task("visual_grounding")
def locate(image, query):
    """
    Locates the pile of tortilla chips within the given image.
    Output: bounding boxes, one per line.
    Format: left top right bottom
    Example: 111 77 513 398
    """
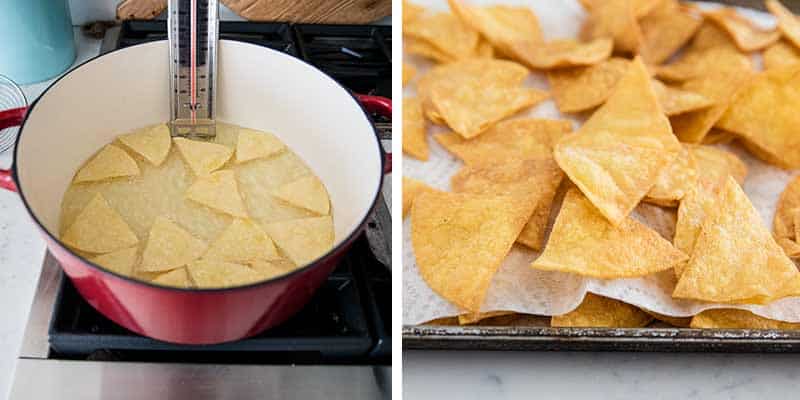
404 0 800 330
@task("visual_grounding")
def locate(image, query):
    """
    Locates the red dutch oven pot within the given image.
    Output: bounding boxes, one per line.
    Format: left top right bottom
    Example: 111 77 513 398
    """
0 40 390 344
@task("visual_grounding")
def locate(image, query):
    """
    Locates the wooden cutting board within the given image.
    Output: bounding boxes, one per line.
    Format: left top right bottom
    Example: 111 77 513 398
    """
116 0 391 23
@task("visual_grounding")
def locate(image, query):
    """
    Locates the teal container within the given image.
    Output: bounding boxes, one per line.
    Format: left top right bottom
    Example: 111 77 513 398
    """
0 0 76 84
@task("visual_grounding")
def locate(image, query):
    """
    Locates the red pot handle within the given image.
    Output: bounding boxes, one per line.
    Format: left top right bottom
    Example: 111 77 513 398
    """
0 106 25 192
0 169 16 192
354 94 392 174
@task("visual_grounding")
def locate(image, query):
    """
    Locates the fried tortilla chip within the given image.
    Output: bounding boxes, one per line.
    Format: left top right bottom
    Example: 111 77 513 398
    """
674 177 800 304
774 176 800 240
532 189 687 279
151 267 192 288
655 25 742 82
403 0 425 25
74 144 140 183
411 191 532 312
451 159 565 250
117 124 171 166
474 39 495 58
551 293 653 328
691 145 747 189
547 58 630 113
435 118 572 167
508 38 613 70
405 38 456 64
249 259 296 280
90 247 138 276
140 216 207 272
767 0 800 49
716 64 800 169
61 194 139 254
639 0 702 65
431 81 548 139
691 309 800 330
458 310 516 325
701 129 736 145
579 0 664 18
554 57 680 225
644 145 697 207
404 13 479 61
263 216 334 266
763 40 800 70
235 129 285 164
204 219 279 263
403 97 428 160
403 63 416 86
402 177 438 218
583 0 643 54
186 170 248 218
187 259 263 288
777 237 800 258
174 137 233 176
691 21 739 51
705 8 780 51
448 1 543 58
652 79 714 116
272 175 330 215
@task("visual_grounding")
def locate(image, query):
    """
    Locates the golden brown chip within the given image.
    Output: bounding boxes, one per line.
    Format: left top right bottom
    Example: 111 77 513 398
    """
554 57 680 225
716 64 800 168
532 189 687 279
235 129 285 164
117 124 171 166
402 177 438 218
61 194 139 254
451 159 565 250
579 0 664 18
691 309 800 330
705 8 780 52
431 80 548 139
435 118 572 167
582 0 643 54
691 145 748 189
411 191 533 312
448 0 543 59
186 170 249 218
263 216 334 266
421 317 460 326
774 175 800 240
673 177 800 304
701 129 736 145
651 79 714 117
174 137 233 176
187 259 263 288
151 267 192 288
763 40 800 70
654 25 742 83
139 216 207 272
272 175 330 215
643 309 691 327
403 63 416 86
691 21 739 52
204 219 279 264
547 58 630 113
551 293 653 328
767 0 800 50
405 38 457 64
458 310 516 325
644 145 697 207
403 0 425 25
507 38 613 70
90 247 138 276
777 237 800 258
402 97 428 160
74 144 140 184
639 0 702 65
404 13 479 61
474 39 495 58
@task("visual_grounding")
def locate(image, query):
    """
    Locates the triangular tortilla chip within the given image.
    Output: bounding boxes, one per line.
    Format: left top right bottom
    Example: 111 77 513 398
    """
151 267 192 288
249 259 296 280
450 159 564 251
263 216 334 266
90 246 138 276
411 191 532 312
235 128 285 164
204 219 279 263
508 38 613 70
644 145 697 207
654 24 742 82
117 124 171 166
187 259 263 288
691 308 800 329
74 144 140 183
403 63 416 86
402 177 439 218
448 0 543 59
774 175 800 240
674 177 800 304
431 81 548 139
551 293 653 328
547 58 630 113
651 79 714 117
763 40 800 70
706 8 780 52
639 0 703 65
61 194 139 254
186 170 249 218
174 137 233 176
272 175 330 215
531 189 687 279
403 97 428 160
554 57 680 225
404 13 479 61
403 0 424 25
767 0 800 50
435 118 572 167
691 21 740 51
140 216 207 272
716 64 800 169
582 0 643 54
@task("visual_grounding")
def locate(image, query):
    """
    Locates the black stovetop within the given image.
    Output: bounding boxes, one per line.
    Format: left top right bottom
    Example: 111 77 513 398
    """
45 21 391 365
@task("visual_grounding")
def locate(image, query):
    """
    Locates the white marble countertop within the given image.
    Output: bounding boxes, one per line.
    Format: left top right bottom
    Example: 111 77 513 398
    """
0 28 102 399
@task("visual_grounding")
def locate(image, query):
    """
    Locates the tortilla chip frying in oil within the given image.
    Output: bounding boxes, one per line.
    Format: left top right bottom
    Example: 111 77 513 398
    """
187 259 263 288
140 216 207 272
89 246 138 276
651 79 714 117
174 137 233 176
151 267 193 288
61 194 139 254
551 293 653 328
402 177 439 218
404 13 479 61
272 175 330 215
411 191 533 312
435 118 572 167
263 216 334 266
691 309 800 330
403 97 428 160
204 219 279 264
547 58 630 114
74 144 140 184
705 7 781 52
582 0 643 54
763 41 800 70
508 38 613 70
117 124 171 166
767 0 800 50
644 145 697 207
639 0 703 65
554 57 680 226
673 177 800 304
235 129 285 164
532 189 687 279
186 170 249 218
